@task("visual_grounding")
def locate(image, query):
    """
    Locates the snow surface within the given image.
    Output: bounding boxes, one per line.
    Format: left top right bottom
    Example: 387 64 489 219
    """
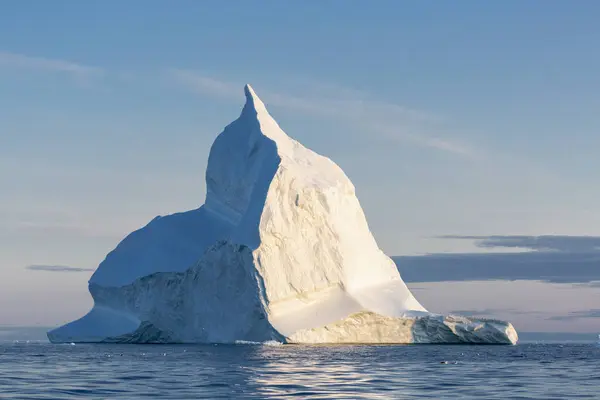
48 85 517 345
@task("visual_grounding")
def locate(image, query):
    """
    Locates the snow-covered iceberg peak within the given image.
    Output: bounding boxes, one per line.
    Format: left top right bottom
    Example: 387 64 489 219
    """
242 84 276 124
241 84 293 146
48 85 517 345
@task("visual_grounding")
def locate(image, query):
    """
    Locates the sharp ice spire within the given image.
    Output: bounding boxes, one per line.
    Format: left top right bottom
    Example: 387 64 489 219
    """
243 84 268 116
239 84 291 145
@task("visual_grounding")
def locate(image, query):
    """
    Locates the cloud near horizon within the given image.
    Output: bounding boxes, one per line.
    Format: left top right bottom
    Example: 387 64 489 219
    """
448 308 543 317
440 235 600 253
444 307 600 328
548 309 600 321
25 265 95 273
395 235 600 284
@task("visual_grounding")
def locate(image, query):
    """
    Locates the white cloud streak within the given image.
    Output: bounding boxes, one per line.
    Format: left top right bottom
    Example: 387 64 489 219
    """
169 69 479 158
0 55 476 157
26 265 95 273
0 51 103 79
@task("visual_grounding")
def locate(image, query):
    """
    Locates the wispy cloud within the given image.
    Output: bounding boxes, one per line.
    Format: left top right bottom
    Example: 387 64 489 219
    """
394 244 600 284
548 309 600 321
0 51 103 81
11 221 123 241
171 71 239 99
0 61 477 157
440 235 600 253
25 265 95 273
169 69 478 158
448 308 543 317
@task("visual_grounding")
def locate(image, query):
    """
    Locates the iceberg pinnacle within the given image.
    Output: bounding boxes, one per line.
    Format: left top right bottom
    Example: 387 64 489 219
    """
48 85 518 345
243 84 264 112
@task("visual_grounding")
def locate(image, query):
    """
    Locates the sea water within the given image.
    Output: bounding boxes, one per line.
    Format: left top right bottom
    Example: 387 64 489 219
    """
0 341 598 399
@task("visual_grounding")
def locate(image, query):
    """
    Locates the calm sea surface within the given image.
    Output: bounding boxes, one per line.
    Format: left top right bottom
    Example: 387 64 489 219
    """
0 341 598 399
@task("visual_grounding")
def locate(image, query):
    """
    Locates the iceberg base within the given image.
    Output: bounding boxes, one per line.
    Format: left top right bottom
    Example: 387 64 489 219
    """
287 312 518 345
48 311 517 345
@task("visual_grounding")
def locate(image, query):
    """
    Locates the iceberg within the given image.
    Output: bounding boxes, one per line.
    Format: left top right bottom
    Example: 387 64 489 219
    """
48 85 518 345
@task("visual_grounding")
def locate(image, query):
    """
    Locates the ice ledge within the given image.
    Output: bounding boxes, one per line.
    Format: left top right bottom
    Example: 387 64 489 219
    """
287 311 518 345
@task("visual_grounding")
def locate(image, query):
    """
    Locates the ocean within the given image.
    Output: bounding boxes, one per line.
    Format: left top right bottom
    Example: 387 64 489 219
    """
0 341 598 399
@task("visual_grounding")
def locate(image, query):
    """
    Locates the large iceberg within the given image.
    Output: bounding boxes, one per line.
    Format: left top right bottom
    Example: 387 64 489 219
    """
48 85 517 345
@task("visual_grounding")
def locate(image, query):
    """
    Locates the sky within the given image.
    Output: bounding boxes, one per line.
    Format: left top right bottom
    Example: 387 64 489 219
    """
0 1 599 334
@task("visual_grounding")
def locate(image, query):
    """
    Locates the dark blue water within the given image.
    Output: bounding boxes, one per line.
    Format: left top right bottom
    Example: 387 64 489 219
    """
1 342 598 399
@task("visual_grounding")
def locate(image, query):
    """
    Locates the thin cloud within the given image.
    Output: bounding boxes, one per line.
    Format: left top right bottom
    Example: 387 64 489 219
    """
169 69 478 158
0 51 103 80
10 220 124 241
394 249 600 284
440 235 600 253
448 308 543 317
170 70 239 99
374 124 477 157
25 265 95 273
548 309 600 321
577 281 600 288
424 138 475 157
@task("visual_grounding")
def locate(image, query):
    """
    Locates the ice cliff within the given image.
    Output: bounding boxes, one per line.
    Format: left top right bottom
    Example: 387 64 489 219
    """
48 85 518 345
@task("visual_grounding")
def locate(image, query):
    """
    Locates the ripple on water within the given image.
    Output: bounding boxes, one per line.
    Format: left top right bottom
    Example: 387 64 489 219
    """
0 343 599 399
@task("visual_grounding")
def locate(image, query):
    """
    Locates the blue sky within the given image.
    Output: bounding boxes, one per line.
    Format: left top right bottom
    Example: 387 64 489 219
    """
1 1 599 332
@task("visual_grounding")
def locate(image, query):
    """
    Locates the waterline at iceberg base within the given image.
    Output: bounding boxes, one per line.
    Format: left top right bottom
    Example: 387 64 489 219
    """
48 85 518 345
